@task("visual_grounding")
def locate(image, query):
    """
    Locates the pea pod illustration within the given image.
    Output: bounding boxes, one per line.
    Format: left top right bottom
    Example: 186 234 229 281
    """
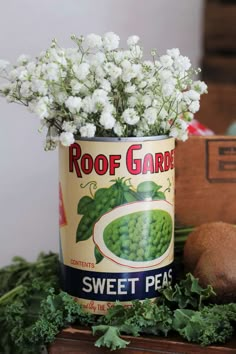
153 191 166 200
76 215 95 242
137 181 162 198
77 195 94 214
94 246 104 264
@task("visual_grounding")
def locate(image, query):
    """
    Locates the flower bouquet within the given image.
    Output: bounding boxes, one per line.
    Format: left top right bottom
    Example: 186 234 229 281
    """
0 32 207 149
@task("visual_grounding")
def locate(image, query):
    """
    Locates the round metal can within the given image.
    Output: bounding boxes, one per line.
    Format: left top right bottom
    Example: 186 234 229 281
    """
59 136 175 314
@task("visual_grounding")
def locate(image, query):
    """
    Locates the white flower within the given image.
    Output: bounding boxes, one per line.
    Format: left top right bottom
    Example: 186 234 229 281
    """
95 66 105 80
188 100 200 113
73 63 90 81
79 123 96 137
159 69 172 82
26 62 36 75
65 96 82 114
169 126 179 138
62 121 77 133
92 89 108 110
60 132 75 146
121 61 141 82
183 90 200 102
135 119 150 136
162 83 175 97
128 96 138 108
86 33 102 48
31 79 48 95
143 107 157 125
0 34 207 147
174 55 191 71
48 48 67 66
142 95 152 107
99 110 116 129
70 80 82 95
124 84 136 94
104 62 122 80
17 54 30 65
130 45 143 59
0 59 10 72
100 79 111 92
122 108 140 125
18 69 28 81
192 80 208 94
166 48 180 59
44 63 60 81
55 91 68 105
113 122 124 136
90 52 106 66
82 96 94 113
103 32 120 51
30 97 50 118
160 55 173 68
20 82 31 97
127 35 140 46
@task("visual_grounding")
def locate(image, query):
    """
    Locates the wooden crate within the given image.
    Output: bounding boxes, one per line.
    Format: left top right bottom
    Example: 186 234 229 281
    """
202 56 236 83
48 327 236 353
175 135 236 227
195 83 236 134
205 0 236 54
200 0 236 132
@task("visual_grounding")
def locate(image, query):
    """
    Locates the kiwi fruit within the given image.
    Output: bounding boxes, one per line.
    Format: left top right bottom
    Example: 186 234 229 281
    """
183 221 236 303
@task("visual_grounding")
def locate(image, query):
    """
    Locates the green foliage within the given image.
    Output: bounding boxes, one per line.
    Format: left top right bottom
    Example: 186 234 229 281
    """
159 273 215 309
0 254 235 353
173 305 236 346
93 326 130 351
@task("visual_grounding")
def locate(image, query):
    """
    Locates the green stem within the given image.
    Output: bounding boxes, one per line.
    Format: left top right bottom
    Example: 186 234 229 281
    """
0 285 24 304
174 227 194 235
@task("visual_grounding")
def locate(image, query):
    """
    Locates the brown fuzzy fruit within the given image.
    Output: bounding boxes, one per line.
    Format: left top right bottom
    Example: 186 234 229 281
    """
183 221 236 302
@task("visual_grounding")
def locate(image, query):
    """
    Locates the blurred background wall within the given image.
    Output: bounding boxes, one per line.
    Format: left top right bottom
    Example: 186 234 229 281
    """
0 0 204 266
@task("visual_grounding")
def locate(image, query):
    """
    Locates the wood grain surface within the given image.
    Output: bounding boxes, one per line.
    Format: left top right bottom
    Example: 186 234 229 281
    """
175 136 236 227
195 83 236 134
48 327 236 354
205 1 236 53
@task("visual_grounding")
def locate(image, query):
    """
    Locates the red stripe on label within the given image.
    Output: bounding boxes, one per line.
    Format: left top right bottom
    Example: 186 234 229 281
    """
59 182 67 227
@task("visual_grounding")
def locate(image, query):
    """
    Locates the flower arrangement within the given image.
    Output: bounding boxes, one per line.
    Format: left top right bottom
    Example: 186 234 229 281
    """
0 32 207 149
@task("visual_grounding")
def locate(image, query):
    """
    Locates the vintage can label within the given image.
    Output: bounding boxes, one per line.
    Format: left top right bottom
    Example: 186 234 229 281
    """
59 137 175 314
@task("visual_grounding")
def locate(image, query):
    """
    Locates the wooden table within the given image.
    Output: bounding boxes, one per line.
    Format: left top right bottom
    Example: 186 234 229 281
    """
48 327 236 354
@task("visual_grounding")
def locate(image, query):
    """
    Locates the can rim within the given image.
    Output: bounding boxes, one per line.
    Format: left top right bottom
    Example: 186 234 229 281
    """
74 135 171 142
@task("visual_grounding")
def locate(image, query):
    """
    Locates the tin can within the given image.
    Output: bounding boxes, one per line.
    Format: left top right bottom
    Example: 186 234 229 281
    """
59 136 175 314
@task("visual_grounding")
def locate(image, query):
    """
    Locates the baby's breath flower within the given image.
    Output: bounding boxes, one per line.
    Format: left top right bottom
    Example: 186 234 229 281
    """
99 110 116 129
103 32 120 51
17 54 30 66
122 108 140 125
0 33 207 148
143 107 157 125
189 100 200 114
166 48 180 59
160 55 173 68
127 35 140 47
60 132 75 146
73 63 90 81
79 123 96 138
65 96 82 114
85 33 102 49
